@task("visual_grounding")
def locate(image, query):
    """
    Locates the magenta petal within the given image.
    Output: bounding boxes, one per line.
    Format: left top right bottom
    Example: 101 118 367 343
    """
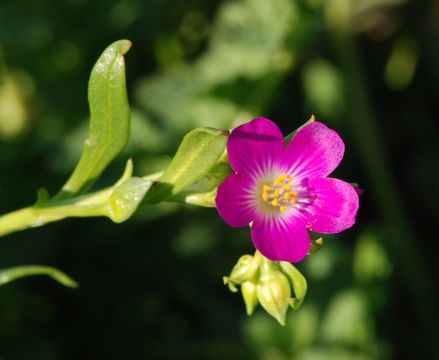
251 217 311 262
227 117 284 176
307 178 359 233
216 173 256 228
284 122 345 179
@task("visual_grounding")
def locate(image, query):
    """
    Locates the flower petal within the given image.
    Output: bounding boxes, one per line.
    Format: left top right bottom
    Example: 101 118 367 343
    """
216 173 257 227
227 117 284 176
284 122 345 179
307 178 359 233
251 216 311 262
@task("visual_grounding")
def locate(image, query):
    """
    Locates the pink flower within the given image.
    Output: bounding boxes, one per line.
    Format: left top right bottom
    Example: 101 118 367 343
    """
215 118 359 262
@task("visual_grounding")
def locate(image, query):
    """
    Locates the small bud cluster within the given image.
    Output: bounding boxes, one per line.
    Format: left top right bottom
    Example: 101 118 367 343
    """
223 251 307 325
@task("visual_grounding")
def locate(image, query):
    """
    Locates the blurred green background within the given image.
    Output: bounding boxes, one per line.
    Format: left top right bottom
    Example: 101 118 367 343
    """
0 0 438 359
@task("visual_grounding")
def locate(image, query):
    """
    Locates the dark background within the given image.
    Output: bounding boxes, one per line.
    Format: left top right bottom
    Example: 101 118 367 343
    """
0 0 438 359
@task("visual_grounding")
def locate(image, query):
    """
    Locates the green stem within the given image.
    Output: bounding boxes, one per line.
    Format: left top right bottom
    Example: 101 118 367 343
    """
0 189 112 237
0 170 163 238
0 265 78 288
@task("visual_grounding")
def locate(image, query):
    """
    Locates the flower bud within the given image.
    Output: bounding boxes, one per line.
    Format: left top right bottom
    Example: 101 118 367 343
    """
241 280 258 315
256 259 291 326
229 254 259 284
278 261 307 310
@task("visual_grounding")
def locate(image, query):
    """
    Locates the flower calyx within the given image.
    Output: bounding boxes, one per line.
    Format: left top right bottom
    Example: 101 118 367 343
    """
223 251 308 325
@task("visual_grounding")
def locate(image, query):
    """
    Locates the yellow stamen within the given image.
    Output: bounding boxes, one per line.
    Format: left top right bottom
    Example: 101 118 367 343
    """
274 174 286 186
261 173 299 211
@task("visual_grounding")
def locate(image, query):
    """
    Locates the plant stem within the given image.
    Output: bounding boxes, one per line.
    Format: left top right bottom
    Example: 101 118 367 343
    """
0 189 111 237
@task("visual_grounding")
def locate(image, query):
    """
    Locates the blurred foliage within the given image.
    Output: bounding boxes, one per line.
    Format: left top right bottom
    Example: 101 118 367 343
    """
0 0 438 359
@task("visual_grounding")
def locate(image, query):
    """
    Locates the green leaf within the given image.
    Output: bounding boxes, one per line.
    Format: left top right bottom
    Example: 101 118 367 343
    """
108 177 152 223
185 188 217 208
278 261 307 310
56 40 132 199
185 153 232 193
144 127 229 203
0 265 78 288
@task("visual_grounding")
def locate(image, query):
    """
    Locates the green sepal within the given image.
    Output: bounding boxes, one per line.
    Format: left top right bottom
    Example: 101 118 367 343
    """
0 265 78 288
144 127 228 203
278 261 307 310
223 276 239 293
284 115 316 144
309 237 324 254
56 40 132 199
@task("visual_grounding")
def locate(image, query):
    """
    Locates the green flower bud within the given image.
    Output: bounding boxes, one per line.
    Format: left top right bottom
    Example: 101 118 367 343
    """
223 276 238 292
278 261 307 310
229 254 259 284
256 259 291 326
241 280 258 315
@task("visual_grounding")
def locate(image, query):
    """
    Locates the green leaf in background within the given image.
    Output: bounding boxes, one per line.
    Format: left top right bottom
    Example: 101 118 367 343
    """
144 127 229 203
279 261 307 310
0 265 78 288
56 40 132 199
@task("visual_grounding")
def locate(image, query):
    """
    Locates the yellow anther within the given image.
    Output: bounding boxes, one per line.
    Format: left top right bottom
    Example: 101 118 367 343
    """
263 185 271 191
271 198 279 207
290 198 297 205
280 205 287 213
290 191 298 197
283 193 290 200
274 189 280 198
274 174 286 186
283 184 292 190
262 192 269 201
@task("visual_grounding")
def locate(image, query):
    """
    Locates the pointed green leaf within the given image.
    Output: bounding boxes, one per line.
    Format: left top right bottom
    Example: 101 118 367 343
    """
0 265 78 288
107 177 152 223
56 40 132 199
144 127 228 203
185 188 217 208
